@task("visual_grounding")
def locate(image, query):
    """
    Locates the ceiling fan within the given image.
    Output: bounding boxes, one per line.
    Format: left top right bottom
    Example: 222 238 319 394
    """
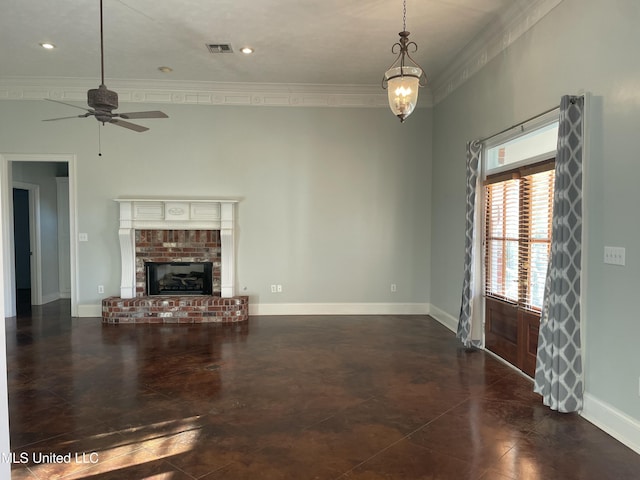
43 0 168 132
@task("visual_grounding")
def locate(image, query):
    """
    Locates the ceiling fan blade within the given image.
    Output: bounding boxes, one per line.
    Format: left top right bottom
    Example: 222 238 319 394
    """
117 111 169 119
43 113 92 121
45 98 94 113
110 119 149 132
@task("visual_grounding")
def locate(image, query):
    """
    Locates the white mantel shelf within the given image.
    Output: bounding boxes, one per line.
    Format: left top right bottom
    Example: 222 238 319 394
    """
116 197 240 203
115 198 239 299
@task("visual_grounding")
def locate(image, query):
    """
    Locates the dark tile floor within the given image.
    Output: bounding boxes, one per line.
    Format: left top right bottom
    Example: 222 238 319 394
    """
6 300 640 479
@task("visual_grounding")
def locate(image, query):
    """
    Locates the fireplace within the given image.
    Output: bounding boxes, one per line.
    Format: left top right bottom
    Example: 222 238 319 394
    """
115 198 238 298
146 261 213 296
102 198 249 324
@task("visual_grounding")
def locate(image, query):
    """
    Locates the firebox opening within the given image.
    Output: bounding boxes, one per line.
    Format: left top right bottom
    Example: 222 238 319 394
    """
145 262 213 296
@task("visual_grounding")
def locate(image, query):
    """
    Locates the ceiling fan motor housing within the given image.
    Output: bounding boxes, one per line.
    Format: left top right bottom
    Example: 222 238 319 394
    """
88 85 118 111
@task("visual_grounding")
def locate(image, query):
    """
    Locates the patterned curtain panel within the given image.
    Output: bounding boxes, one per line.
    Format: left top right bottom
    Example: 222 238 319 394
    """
534 95 584 412
457 140 483 348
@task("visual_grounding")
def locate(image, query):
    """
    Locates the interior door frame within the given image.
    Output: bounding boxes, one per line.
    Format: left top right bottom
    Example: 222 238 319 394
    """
12 182 42 306
0 153 78 317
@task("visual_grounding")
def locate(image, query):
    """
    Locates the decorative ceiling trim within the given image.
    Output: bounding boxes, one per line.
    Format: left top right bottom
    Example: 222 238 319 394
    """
429 0 565 105
0 77 434 109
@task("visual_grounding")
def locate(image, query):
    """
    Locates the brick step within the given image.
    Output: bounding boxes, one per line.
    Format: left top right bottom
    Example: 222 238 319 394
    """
102 295 248 324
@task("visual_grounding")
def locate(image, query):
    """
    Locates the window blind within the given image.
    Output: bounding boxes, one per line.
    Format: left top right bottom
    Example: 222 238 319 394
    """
485 161 555 311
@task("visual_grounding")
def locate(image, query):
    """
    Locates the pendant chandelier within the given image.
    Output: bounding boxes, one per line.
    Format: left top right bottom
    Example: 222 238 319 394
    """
382 0 427 123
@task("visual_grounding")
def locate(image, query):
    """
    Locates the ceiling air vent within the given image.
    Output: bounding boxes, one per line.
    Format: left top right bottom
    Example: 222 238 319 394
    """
206 43 233 54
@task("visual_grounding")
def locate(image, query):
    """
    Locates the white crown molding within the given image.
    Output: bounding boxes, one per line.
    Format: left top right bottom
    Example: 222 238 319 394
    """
0 0 562 109
0 76 434 109
430 0 565 105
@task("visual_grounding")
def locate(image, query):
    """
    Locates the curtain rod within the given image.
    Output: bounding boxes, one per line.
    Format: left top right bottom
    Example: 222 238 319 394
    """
478 104 559 144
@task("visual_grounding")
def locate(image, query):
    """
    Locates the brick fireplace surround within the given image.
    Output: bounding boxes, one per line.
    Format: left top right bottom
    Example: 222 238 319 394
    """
134 229 221 296
102 198 248 324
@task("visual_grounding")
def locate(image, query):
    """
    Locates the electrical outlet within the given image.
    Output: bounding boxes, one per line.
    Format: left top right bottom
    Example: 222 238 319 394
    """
390 284 397 292
79 233 88 242
277 284 283 293
97 285 105 294
270 284 277 293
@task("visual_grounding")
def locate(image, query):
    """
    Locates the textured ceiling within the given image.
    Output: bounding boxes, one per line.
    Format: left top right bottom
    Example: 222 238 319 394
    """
1 0 523 89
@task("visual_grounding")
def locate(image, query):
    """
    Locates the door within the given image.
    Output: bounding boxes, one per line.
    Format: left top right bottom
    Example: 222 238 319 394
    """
12 188 32 313
484 161 554 377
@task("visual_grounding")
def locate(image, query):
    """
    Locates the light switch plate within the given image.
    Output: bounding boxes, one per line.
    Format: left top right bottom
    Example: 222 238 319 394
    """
604 246 625 266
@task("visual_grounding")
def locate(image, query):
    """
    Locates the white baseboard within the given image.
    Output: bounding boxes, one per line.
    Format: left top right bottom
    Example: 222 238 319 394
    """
582 392 640 455
37 292 61 305
76 302 430 318
426 304 458 333
250 302 430 316
77 304 102 317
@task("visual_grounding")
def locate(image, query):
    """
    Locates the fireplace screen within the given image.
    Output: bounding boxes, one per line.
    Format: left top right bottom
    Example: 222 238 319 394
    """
145 262 213 295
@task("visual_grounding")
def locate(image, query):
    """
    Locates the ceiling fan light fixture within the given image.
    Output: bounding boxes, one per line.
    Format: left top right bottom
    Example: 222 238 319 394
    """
41 0 168 133
381 0 427 123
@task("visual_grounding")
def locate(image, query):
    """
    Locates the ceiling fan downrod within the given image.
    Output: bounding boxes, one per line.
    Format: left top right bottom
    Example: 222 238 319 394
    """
100 0 105 86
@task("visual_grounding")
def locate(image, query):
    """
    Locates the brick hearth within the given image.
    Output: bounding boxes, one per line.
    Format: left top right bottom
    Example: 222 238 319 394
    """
102 295 248 324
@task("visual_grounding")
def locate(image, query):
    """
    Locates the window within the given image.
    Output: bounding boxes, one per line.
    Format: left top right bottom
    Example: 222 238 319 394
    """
484 161 554 311
485 121 559 174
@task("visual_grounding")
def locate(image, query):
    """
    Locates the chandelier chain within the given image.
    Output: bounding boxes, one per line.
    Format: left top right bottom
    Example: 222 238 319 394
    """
403 0 407 31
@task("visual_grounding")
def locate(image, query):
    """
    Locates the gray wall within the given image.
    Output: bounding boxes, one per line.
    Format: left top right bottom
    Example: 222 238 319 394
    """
431 0 640 423
0 101 432 309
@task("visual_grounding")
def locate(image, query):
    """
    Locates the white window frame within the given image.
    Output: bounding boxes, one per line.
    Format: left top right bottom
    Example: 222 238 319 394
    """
483 109 560 176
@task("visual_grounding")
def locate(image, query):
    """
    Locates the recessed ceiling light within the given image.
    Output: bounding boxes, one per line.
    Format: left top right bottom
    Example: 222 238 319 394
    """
158 66 173 73
40 43 56 50
240 47 254 54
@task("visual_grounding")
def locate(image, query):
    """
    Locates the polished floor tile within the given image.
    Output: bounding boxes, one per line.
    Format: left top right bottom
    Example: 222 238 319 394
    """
6 300 640 479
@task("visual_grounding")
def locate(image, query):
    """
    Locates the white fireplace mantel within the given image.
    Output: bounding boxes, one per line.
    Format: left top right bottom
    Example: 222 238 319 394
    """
115 198 238 299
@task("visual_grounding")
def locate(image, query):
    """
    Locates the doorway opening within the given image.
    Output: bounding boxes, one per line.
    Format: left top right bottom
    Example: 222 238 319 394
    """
481 118 559 377
1 154 77 317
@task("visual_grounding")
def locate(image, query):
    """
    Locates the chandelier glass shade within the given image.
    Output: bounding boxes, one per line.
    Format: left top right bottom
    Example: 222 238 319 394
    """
384 66 422 121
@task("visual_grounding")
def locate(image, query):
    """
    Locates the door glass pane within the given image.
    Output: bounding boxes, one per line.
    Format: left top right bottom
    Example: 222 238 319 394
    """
485 167 554 309
485 179 519 302
504 240 519 301
529 242 550 309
